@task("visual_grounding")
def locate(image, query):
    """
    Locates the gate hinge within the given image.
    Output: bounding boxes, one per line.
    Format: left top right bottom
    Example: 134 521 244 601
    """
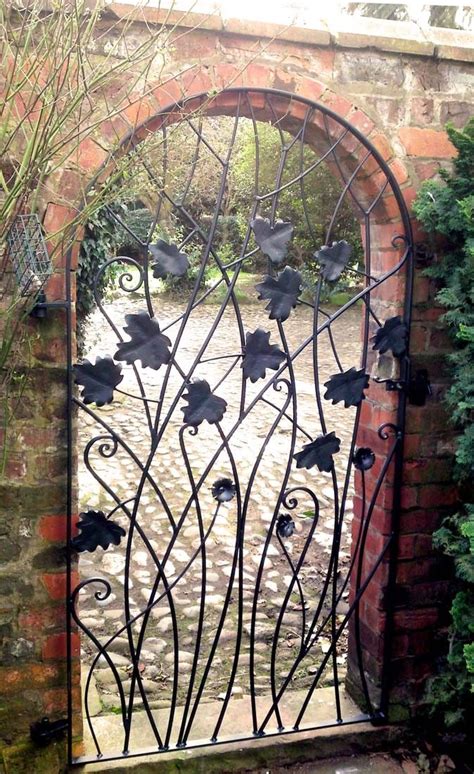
30 717 68 746
407 369 432 406
378 369 432 407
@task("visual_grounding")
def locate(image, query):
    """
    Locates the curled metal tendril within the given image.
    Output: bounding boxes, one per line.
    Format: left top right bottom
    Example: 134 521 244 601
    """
391 234 409 250
93 256 144 298
378 422 401 440
272 377 292 396
98 438 119 458
180 424 199 438
84 434 118 461
282 486 318 513
71 577 112 608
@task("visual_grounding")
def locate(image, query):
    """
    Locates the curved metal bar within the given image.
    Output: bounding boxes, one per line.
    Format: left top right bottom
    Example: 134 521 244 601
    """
175 424 208 745
267 488 321 730
183 424 243 744
75 399 176 531
71 579 128 756
248 316 298 734
91 255 153 435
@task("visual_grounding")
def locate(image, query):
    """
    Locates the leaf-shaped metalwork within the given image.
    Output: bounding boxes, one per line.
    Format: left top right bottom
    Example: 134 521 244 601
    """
251 217 294 264
353 447 375 471
70 510 126 553
372 316 407 357
293 431 341 472
255 266 302 322
181 379 227 426
211 478 236 502
114 311 171 370
314 240 352 282
242 328 286 383
324 367 370 408
74 355 123 407
149 239 190 279
277 513 295 538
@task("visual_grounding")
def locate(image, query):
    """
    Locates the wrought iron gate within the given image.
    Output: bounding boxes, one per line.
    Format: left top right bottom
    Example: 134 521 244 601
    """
66 88 413 765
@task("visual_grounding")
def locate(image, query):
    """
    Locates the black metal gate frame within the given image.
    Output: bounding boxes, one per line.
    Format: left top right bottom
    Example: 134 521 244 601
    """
65 87 414 766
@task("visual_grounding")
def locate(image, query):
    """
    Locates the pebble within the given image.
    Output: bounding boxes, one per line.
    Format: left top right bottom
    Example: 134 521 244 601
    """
144 637 167 654
173 549 191 563
102 554 126 575
134 551 149 567
164 650 194 664
182 606 201 619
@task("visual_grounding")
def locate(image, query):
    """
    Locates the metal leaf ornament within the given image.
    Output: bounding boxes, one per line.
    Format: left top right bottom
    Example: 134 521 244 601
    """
255 266 302 322
277 513 295 538
114 311 171 370
314 240 352 282
242 328 286 382
70 510 126 553
251 217 294 264
211 478 236 502
293 431 341 472
149 239 189 279
372 316 408 357
74 355 123 406
324 367 370 408
181 379 227 426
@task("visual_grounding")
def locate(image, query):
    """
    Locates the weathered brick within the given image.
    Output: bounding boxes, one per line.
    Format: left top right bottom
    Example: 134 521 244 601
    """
42 631 80 660
398 127 456 159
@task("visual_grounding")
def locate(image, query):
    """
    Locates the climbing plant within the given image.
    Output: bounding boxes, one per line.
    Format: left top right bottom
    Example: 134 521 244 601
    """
413 118 474 739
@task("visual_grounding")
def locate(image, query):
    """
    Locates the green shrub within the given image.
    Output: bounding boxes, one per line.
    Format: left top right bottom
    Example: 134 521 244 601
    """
413 118 474 738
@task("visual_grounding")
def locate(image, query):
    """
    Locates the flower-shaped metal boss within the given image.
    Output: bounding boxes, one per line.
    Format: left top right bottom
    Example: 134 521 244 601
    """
352 447 376 471
277 513 295 538
211 478 236 503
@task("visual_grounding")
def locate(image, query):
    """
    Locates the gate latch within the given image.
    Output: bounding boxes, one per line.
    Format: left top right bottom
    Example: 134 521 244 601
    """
30 717 68 746
382 369 431 406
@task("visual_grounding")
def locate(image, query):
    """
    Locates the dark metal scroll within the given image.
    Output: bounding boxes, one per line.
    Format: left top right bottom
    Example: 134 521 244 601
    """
66 88 413 765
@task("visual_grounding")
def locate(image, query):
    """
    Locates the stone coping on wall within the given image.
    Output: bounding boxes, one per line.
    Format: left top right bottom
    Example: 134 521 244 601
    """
106 3 474 63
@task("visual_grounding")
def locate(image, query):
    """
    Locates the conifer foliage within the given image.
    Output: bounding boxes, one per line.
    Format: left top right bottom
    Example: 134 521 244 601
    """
413 119 474 737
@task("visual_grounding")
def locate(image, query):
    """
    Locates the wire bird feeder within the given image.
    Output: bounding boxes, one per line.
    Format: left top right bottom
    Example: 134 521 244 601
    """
6 214 52 298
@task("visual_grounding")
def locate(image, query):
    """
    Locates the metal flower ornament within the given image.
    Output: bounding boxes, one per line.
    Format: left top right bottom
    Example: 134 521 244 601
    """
353 447 376 471
211 478 237 503
276 513 295 538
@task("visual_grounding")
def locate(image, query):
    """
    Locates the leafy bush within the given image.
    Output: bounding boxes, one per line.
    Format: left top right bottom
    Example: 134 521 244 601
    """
413 118 474 738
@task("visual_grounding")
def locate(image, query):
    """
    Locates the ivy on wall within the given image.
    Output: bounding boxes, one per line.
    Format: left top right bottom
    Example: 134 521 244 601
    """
413 119 474 738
